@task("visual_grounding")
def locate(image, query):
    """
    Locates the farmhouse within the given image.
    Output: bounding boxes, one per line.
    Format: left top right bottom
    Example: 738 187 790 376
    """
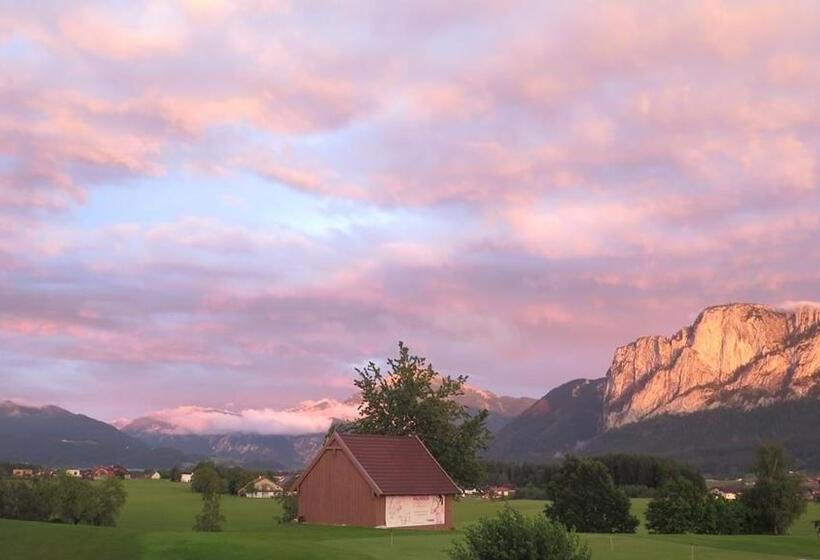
92 466 114 480
148 471 161 480
239 476 282 498
90 465 131 480
12 468 34 478
710 488 738 501
179 473 193 483
294 433 460 529
485 485 516 499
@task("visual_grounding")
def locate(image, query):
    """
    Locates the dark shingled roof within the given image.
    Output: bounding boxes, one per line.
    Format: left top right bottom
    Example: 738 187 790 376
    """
337 433 460 496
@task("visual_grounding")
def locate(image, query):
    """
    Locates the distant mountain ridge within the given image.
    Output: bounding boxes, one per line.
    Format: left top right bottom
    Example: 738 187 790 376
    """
8 304 815 474
120 385 535 468
489 303 820 473
0 401 184 468
0 381 532 469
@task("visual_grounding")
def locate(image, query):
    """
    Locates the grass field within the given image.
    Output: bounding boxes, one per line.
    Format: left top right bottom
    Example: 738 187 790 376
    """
0 480 818 559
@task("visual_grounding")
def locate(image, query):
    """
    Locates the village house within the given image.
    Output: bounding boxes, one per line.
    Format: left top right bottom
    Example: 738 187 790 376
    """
294 433 460 529
710 487 739 501
278 473 300 495
12 468 34 478
91 465 131 480
239 476 283 498
148 471 162 480
179 473 193 483
92 466 114 480
65 468 82 478
485 485 516 500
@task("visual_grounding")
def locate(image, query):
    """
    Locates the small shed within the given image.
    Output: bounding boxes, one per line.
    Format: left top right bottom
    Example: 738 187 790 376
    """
294 433 460 529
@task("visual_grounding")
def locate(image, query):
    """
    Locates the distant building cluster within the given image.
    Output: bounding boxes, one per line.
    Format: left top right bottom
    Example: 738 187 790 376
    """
11 465 160 480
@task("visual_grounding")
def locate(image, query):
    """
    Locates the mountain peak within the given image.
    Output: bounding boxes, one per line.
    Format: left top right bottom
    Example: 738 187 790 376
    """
490 301 820 469
604 302 820 429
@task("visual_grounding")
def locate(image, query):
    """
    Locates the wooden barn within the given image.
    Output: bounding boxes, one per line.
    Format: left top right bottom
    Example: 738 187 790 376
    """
294 433 460 529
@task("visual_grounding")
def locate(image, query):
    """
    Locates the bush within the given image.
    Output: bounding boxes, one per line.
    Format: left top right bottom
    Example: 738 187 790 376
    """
700 495 748 535
448 506 590 560
646 477 705 533
277 493 298 523
546 456 638 533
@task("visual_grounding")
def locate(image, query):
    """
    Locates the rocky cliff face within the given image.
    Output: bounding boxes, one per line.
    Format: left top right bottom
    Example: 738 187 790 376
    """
603 303 820 429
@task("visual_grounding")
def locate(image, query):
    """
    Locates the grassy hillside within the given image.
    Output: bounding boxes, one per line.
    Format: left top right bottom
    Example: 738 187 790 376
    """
0 480 818 559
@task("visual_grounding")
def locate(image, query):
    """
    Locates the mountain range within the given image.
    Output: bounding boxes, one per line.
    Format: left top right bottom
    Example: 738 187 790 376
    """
2 303 818 474
117 387 535 469
0 401 184 468
488 303 820 474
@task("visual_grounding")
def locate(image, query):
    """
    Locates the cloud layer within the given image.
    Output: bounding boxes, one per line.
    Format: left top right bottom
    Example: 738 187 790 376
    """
1 1 819 420
125 400 359 436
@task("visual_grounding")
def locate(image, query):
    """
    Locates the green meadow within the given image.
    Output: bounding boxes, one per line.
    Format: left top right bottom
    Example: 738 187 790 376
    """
0 480 817 559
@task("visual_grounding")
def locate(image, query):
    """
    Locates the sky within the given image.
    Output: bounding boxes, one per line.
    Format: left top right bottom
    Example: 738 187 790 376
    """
1 1 819 431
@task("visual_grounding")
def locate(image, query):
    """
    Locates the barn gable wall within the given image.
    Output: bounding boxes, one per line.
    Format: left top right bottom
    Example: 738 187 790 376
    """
297 447 385 526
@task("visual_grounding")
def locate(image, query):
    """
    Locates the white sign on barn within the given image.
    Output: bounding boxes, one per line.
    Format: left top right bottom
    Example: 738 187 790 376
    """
384 495 445 528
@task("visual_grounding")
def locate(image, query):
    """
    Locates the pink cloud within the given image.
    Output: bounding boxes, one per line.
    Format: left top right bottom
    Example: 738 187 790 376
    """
128 400 359 436
0 1 819 421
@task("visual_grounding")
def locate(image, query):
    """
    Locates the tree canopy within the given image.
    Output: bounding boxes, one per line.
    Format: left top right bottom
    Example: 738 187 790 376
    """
0 475 126 526
646 477 707 534
449 505 590 560
741 442 806 535
191 462 227 495
545 456 638 533
342 341 491 487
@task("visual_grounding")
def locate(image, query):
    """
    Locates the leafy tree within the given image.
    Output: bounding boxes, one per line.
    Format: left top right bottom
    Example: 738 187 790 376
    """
646 477 705 533
700 494 748 535
52 475 91 524
646 476 750 535
169 466 180 482
546 456 638 533
191 463 227 495
88 478 127 526
448 505 590 560
0 476 126 526
221 466 258 495
483 454 704 495
194 490 225 532
742 442 806 535
343 341 491 487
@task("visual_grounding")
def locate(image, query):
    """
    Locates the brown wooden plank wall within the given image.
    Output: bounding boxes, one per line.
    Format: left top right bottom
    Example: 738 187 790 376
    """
297 447 386 526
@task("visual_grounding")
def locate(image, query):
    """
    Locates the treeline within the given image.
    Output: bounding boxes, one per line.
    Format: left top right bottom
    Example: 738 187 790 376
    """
484 453 704 498
0 463 37 479
181 462 273 495
646 443 806 535
585 399 820 475
0 475 126 526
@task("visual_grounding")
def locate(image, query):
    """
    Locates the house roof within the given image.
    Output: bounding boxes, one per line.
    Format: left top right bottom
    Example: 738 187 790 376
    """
296 432 460 496
241 476 281 492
